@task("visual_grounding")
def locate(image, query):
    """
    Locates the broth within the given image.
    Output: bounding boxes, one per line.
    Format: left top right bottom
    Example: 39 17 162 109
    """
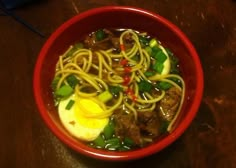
51 28 185 151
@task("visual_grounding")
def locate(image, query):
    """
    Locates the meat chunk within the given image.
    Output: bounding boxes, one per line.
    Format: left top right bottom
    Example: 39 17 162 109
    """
84 29 135 51
159 87 182 121
138 111 160 137
113 112 141 145
84 33 112 50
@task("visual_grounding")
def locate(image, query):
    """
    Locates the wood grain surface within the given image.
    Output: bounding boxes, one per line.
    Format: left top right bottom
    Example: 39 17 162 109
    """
0 0 236 167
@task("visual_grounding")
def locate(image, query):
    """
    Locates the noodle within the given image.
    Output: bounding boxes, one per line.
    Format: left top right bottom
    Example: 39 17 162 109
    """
53 29 186 138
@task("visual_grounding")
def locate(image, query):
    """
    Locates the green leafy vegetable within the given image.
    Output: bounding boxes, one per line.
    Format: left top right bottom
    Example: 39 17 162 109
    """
138 80 153 92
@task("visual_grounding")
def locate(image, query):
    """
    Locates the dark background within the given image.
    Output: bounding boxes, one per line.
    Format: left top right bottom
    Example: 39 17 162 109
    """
0 0 236 167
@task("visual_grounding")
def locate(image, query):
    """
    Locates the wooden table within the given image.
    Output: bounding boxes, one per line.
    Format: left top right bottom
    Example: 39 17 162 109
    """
0 0 236 167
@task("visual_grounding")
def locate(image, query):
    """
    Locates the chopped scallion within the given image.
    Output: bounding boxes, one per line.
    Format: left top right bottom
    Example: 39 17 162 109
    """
159 120 170 134
65 99 75 110
153 62 164 74
138 80 153 92
55 85 73 97
98 90 113 103
139 35 150 46
152 46 162 54
149 38 158 48
144 71 155 77
95 29 106 41
105 138 121 150
123 137 135 147
66 43 83 57
153 51 167 63
145 46 152 55
93 135 106 148
156 81 172 90
66 75 79 88
103 120 115 140
51 76 60 91
109 85 123 95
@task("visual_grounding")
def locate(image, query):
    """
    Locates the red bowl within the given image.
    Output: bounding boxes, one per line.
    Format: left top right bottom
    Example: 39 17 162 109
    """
33 6 204 161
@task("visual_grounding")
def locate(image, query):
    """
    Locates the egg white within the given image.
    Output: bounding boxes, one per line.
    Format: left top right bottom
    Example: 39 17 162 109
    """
159 46 171 75
58 94 108 141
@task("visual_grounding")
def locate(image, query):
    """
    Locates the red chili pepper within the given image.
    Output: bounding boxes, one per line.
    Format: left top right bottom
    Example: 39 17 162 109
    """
120 44 125 51
120 59 128 66
124 67 132 73
123 75 130 85
125 87 137 102
132 95 137 102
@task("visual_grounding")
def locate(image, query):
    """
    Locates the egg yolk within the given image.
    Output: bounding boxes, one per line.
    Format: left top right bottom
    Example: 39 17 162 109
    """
74 98 108 129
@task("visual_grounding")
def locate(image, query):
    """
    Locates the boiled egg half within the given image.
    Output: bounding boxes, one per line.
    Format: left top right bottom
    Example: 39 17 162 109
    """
58 94 109 141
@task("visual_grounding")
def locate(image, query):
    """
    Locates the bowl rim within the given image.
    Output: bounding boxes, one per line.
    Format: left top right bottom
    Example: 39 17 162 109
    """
33 5 204 161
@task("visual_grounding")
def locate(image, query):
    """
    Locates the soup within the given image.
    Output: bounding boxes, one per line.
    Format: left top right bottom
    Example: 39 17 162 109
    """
51 28 185 151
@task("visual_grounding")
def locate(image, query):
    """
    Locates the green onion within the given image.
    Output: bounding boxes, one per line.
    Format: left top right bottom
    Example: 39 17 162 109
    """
138 80 153 92
103 120 115 140
93 135 106 148
123 137 135 147
95 29 106 41
118 145 131 151
151 46 162 54
139 35 150 46
55 85 73 97
149 38 158 48
153 62 164 74
105 138 121 150
159 120 170 134
109 85 123 95
144 71 155 77
74 43 83 49
165 48 180 74
165 48 174 56
65 99 75 110
153 51 167 63
169 77 182 87
51 76 60 91
66 75 79 88
66 43 83 57
145 46 152 55
98 90 113 103
156 81 172 90
131 54 139 62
